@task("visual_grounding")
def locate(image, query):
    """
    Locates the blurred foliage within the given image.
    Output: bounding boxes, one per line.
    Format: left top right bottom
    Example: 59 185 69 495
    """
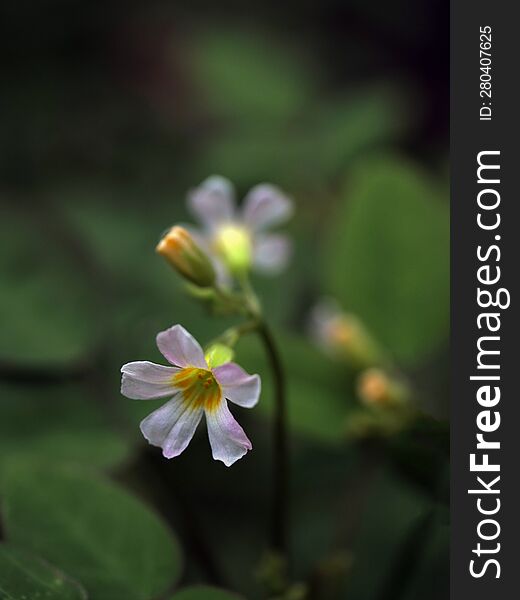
190 30 313 123
325 156 449 365
0 544 87 600
237 334 353 444
1 462 183 600
0 383 130 472
190 29 409 189
0 209 101 368
341 468 432 599
0 1 448 598
170 586 245 600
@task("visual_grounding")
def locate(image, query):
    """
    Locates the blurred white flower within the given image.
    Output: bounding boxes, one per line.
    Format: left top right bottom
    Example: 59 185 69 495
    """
186 175 293 278
309 298 383 367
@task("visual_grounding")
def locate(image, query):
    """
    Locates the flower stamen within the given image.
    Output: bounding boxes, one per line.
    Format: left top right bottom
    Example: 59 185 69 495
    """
173 367 222 412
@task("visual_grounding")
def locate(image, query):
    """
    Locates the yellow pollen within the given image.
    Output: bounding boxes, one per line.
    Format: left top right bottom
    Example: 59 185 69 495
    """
173 367 222 412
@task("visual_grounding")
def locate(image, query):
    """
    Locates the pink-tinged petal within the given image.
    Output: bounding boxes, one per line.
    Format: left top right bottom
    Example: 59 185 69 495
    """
156 325 207 369
121 361 179 399
213 363 261 408
205 401 252 466
188 175 236 231
242 184 293 232
140 395 203 459
252 234 292 273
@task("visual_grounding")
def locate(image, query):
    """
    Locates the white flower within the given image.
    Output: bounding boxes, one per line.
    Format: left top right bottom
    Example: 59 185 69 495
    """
121 325 261 466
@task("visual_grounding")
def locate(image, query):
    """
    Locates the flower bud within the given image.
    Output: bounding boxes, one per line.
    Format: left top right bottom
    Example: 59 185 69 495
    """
356 368 409 409
156 226 215 287
310 301 384 368
205 343 234 368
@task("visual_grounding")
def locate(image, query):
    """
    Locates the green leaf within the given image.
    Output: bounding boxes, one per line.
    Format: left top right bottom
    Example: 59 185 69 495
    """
170 586 244 600
1 462 183 600
0 383 130 472
190 30 311 123
0 209 100 368
0 545 87 600
325 157 449 365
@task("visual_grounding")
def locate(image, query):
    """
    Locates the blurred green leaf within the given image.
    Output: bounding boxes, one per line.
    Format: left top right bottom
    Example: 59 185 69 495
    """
191 30 409 188
58 190 229 343
190 30 312 123
199 88 408 189
170 586 244 600
0 210 100 368
344 468 431 600
0 383 130 472
325 157 449 365
56 187 175 301
0 545 87 600
237 333 353 443
309 90 407 180
1 462 183 600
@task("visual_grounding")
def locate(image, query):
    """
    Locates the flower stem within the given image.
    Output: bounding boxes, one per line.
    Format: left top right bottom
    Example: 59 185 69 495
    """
234 274 290 563
257 321 290 562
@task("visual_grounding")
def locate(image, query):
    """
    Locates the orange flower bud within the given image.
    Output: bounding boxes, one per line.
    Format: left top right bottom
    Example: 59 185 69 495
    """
356 368 409 408
156 226 215 287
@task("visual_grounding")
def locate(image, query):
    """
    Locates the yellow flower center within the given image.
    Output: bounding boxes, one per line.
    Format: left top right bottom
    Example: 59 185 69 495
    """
214 224 252 273
173 367 222 412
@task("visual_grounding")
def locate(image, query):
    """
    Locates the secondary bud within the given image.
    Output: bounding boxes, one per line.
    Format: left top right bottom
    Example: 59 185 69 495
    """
310 300 384 368
205 343 235 369
356 368 409 408
156 226 215 287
